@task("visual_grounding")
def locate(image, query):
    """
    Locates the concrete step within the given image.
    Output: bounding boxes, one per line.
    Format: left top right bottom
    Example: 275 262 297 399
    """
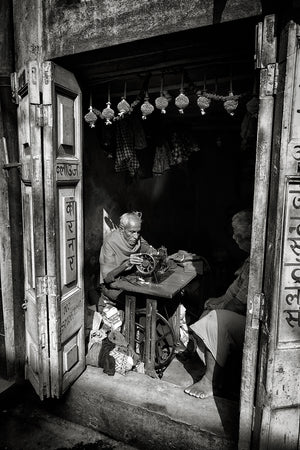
0 382 136 450
46 366 239 450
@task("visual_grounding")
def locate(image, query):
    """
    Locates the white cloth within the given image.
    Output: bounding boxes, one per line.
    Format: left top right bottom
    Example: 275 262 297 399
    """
190 309 246 367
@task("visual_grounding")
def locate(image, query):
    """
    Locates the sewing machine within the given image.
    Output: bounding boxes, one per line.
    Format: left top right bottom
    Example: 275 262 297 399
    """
135 247 169 283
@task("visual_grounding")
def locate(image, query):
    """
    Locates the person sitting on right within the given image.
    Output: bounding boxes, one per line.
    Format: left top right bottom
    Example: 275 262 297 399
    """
184 210 252 399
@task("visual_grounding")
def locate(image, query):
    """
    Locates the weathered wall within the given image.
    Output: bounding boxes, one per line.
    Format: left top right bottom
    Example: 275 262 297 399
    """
43 0 262 61
12 0 43 71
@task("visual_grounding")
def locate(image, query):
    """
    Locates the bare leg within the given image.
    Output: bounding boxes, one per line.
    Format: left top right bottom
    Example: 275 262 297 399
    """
184 349 221 399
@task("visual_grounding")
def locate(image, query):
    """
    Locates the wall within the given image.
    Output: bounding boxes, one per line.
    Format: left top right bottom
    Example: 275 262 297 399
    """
42 0 262 61
12 0 43 71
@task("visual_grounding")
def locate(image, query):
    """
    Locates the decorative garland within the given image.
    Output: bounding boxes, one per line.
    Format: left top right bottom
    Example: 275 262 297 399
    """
84 74 248 127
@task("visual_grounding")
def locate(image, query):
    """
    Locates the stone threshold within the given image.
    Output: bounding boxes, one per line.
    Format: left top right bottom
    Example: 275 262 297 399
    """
46 366 239 450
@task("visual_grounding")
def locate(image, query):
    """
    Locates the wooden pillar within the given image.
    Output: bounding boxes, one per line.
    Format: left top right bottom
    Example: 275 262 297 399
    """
0 0 25 380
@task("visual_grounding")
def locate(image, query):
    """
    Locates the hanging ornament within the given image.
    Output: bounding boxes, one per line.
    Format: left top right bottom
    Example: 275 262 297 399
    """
175 72 189 114
196 75 210 115
224 93 238 116
117 82 130 117
84 94 98 128
224 69 238 116
155 74 169 114
197 94 211 115
102 84 115 125
141 93 154 120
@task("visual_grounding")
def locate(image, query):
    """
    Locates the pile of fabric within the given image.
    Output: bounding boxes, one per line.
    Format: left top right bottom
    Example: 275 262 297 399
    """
86 305 144 376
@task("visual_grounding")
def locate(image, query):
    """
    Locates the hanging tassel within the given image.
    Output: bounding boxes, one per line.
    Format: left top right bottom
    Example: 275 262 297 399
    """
175 71 189 114
84 94 98 128
155 74 169 114
224 67 238 116
117 82 131 117
102 84 115 125
196 74 211 115
141 92 154 120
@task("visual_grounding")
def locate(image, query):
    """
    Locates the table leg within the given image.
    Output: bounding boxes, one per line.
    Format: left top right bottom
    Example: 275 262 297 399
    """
145 298 158 378
170 304 181 346
125 294 136 348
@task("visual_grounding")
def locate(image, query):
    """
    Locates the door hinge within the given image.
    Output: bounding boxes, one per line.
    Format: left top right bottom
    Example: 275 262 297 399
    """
249 292 266 329
252 405 256 431
36 276 57 297
261 63 278 97
273 62 279 94
10 72 19 104
35 104 52 127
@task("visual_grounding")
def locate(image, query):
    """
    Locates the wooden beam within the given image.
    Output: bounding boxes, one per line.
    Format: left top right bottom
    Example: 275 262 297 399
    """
0 111 16 378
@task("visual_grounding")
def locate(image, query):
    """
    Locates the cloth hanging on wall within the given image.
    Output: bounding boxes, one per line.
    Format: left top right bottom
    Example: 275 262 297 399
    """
152 140 173 175
115 118 140 176
240 97 258 151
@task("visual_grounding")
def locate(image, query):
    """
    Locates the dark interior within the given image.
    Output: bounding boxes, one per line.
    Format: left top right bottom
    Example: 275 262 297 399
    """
54 16 258 304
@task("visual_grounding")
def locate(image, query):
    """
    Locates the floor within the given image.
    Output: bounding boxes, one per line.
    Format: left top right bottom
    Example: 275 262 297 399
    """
0 351 240 450
0 381 136 450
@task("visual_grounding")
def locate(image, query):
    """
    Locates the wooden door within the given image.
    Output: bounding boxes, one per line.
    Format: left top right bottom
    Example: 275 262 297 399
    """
252 20 300 449
42 62 85 397
238 15 277 449
16 61 50 399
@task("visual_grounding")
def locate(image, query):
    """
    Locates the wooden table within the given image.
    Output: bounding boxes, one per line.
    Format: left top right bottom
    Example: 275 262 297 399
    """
111 266 197 377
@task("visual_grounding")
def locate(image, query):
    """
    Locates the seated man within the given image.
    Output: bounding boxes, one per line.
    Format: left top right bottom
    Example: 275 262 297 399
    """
99 211 152 305
184 210 252 399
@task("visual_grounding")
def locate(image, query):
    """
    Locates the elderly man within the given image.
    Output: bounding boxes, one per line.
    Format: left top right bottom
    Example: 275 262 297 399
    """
184 210 252 399
99 211 152 303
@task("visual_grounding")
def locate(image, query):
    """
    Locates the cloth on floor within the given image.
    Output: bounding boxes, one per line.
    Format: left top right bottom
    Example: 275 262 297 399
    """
99 337 116 375
108 329 140 373
102 305 123 331
109 348 134 375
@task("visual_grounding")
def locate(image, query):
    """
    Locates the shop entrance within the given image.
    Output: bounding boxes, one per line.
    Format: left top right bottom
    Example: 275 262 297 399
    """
14 13 300 450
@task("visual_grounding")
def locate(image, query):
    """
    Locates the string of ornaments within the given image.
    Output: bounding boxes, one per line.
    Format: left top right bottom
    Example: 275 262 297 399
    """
84 71 242 128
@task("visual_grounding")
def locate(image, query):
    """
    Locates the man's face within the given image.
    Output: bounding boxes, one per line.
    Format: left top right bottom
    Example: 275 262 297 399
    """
232 225 251 253
122 221 141 247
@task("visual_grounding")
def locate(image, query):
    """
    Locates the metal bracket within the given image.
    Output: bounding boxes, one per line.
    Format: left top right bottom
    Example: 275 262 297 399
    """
36 276 57 297
10 72 19 104
3 162 22 170
261 63 278 97
249 292 265 329
35 104 52 127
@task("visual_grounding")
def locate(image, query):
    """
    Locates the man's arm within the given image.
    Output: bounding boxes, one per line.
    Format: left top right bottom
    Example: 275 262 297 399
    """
104 254 143 283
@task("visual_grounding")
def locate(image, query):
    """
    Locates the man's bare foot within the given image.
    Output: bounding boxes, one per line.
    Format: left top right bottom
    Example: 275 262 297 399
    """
184 375 213 399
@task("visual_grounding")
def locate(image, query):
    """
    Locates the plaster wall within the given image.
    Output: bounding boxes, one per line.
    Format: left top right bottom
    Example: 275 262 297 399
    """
12 0 262 70
12 0 43 71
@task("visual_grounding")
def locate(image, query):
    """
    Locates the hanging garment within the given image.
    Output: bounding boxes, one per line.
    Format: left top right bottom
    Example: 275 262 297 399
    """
132 115 147 150
240 97 259 151
152 141 172 175
115 119 139 176
169 132 200 165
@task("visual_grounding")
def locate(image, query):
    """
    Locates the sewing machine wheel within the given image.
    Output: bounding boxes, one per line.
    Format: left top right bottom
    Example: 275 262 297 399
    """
134 308 175 372
135 253 156 275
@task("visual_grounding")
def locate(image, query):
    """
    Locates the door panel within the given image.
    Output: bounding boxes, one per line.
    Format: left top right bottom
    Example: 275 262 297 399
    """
17 62 50 399
238 15 277 450
42 62 85 397
255 21 300 449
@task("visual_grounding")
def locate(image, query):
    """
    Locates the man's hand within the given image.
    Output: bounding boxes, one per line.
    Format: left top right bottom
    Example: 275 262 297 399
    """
204 297 225 311
128 254 143 266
